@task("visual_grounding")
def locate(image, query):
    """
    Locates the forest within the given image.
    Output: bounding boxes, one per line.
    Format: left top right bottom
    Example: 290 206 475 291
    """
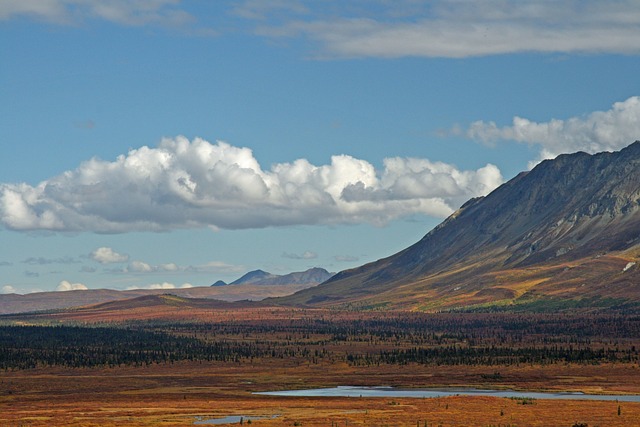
2 311 639 370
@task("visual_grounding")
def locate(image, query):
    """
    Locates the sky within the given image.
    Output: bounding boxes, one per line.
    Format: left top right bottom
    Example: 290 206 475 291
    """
1 0 640 294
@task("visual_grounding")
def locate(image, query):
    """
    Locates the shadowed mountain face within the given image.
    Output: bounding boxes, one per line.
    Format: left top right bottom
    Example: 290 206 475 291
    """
229 268 334 286
281 142 640 311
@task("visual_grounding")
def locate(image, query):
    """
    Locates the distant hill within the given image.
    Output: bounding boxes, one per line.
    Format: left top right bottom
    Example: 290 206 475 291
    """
0 281 319 315
278 142 640 312
228 267 334 286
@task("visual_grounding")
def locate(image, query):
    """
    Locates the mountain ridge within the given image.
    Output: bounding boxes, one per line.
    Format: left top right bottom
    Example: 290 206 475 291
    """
277 142 640 311
227 267 334 286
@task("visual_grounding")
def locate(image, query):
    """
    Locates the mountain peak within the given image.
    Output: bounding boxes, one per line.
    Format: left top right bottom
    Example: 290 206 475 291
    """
230 270 276 285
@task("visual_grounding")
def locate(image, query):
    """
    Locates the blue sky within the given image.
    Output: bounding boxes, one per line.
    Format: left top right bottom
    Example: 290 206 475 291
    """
1 0 640 294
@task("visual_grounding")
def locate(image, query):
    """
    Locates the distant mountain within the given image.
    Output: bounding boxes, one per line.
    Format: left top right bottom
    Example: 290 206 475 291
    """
230 269 278 285
279 142 640 311
229 267 334 286
211 280 227 287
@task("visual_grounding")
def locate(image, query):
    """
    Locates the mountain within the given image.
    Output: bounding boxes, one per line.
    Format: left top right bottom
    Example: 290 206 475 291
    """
230 269 278 285
229 267 334 286
211 280 228 287
278 142 640 311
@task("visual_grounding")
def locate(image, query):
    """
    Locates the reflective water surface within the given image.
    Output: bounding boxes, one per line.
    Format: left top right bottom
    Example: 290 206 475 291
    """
256 385 640 402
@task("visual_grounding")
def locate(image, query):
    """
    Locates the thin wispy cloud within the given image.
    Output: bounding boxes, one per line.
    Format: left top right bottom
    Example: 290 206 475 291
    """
111 259 244 276
463 96 640 165
0 137 502 233
22 256 79 265
282 250 318 260
334 255 359 262
249 0 640 58
8 2 639 58
0 0 193 27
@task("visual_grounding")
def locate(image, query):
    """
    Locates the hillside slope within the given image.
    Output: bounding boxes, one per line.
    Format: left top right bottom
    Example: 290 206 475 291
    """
279 142 640 311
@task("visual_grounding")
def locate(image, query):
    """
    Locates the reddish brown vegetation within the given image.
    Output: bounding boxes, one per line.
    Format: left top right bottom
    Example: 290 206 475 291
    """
3 306 640 426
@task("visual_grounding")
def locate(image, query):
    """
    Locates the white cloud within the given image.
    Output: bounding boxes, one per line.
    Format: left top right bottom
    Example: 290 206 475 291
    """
147 282 175 290
119 259 244 276
90 247 129 264
282 250 318 260
0 0 194 27
464 96 640 165
127 260 153 273
252 1 640 58
0 137 503 232
1 285 17 294
126 282 193 290
56 280 88 291
159 263 179 271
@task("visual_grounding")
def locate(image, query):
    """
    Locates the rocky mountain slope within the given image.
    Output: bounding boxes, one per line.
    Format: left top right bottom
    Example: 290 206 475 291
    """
279 142 640 311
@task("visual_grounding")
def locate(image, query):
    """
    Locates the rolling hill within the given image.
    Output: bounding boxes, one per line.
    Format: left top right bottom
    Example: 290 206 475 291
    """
278 142 640 311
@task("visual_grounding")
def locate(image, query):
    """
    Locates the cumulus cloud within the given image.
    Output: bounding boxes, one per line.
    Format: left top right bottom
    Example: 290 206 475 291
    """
56 280 88 291
1 285 17 294
0 0 194 27
282 250 318 260
124 260 176 273
464 96 640 165
251 0 640 58
0 137 503 233
127 260 153 273
90 247 129 264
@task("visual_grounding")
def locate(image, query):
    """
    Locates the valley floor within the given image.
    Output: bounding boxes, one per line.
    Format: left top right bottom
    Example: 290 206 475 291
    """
3 360 640 426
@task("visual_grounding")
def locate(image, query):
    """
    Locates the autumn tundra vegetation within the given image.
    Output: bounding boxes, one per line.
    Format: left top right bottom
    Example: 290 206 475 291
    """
2 304 640 426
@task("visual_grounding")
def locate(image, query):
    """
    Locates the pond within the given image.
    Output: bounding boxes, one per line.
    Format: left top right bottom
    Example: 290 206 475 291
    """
255 386 640 402
194 415 279 425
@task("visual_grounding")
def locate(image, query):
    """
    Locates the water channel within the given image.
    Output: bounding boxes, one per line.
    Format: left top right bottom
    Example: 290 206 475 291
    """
256 386 640 402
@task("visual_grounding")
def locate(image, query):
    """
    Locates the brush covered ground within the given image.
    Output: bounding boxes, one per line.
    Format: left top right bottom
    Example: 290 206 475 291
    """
2 305 640 426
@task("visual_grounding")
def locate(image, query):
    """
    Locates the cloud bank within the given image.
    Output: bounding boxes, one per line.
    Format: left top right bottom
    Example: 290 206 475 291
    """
465 96 640 164
0 137 502 233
